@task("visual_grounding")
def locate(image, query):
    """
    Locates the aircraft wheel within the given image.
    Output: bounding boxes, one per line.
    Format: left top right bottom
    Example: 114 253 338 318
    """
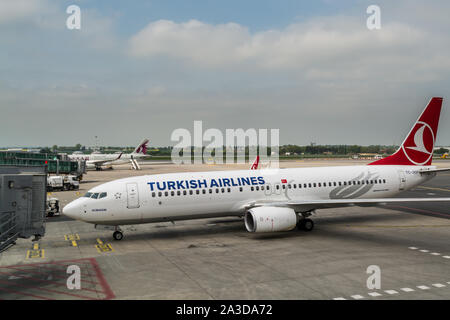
297 218 314 231
113 231 123 241
303 218 314 231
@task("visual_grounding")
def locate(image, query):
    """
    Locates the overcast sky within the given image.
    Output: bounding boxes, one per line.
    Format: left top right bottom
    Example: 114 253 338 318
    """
1 0 450 148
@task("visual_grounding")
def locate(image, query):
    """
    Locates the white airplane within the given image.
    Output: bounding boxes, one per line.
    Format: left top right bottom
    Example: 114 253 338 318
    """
63 98 450 241
69 139 149 170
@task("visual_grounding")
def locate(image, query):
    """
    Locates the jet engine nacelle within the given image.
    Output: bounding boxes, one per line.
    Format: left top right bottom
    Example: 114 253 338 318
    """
244 207 297 233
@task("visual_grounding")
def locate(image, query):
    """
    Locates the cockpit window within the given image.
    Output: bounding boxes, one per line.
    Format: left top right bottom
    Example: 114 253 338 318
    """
91 193 100 199
83 192 92 198
99 192 107 199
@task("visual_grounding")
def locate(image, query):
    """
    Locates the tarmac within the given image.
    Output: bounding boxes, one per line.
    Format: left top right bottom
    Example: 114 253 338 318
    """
0 159 449 300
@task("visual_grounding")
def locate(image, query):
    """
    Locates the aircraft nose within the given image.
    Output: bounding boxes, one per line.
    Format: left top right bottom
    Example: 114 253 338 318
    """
62 200 82 219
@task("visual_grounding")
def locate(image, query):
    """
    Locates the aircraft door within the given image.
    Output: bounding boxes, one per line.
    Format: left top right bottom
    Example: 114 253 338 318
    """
126 183 140 209
398 170 406 191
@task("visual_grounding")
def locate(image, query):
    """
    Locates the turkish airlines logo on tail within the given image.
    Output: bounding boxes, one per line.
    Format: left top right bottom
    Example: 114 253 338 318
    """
402 121 434 165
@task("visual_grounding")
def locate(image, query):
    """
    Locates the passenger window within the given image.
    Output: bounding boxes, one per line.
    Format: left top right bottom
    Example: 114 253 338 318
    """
189 190 193 195
293 184 296 189
177 191 181 196
266 185 270 190
152 192 156 198
308 183 311 188
282 185 286 189
196 190 199 195
383 179 386 183
276 185 280 190
183 190 187 195
251 187 254 191
164 191 168 197
202 189 206 194
221 188 225 193
216 188 219 193
256 186 259 191
227 188 231 193
318 183 321 187
158 192 162 197
209 189 213 194
343 182 347 186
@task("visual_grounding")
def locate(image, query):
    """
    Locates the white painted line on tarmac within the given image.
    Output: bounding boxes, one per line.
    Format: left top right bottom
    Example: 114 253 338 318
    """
368 292 382 297
351 295 364 300
431 252 441 256
432 283 446 288
401 288 414 292
420 249 429 253
384 290 398 295
408 247 418 250
443 256 450 259
417 285 430 290
333 297 346 300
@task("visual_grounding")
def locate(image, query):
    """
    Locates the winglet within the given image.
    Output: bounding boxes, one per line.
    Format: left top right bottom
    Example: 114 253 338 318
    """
369 97 443 166
250 155 260 170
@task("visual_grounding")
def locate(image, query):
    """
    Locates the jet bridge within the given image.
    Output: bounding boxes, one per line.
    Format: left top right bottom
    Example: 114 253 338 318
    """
0 166 47 253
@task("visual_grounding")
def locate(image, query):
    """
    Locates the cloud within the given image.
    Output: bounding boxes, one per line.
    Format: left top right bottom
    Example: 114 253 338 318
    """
128 17 430 74
129 19 251 66
0 0 44 24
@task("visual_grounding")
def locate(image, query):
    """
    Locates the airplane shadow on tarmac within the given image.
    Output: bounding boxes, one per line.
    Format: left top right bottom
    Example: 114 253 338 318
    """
104 210 434 248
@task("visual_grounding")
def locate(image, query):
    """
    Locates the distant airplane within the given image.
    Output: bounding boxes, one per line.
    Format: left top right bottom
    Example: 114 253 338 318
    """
63 98 450 241
69 139 149 170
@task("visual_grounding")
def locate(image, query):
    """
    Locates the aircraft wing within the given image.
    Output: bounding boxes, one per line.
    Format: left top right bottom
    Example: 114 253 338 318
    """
248 197 450 212
419 168 450 174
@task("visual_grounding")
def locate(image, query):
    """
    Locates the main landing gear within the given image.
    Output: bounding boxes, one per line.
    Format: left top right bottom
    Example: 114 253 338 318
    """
297 211 315 231
112 226 124 240
297 218 314 231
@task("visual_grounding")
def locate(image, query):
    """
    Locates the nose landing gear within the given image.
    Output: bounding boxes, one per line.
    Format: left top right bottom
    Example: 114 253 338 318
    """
113 226 124 240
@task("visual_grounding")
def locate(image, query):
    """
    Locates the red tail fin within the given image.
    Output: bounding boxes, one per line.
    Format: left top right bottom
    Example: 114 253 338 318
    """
250 155 260 170
369 97 443 166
